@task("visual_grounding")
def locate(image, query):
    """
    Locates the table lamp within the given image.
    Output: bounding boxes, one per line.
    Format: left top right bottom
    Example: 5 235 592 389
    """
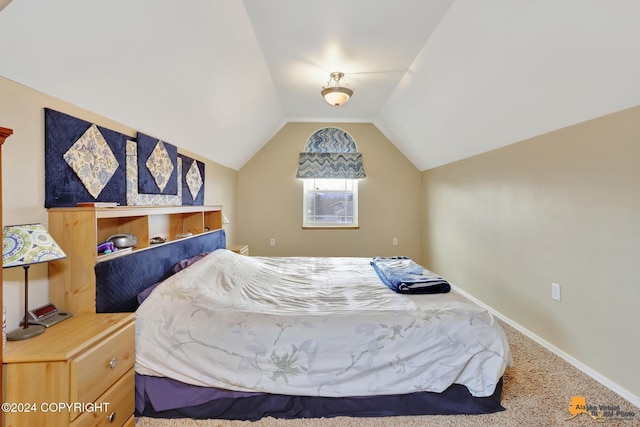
2 223 66 341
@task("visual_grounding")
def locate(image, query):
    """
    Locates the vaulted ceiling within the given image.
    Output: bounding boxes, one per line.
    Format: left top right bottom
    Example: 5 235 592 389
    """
1 1 639 171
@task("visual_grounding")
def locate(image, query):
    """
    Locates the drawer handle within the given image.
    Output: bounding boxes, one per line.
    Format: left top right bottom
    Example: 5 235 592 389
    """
108 411 116 423
108 358 117 369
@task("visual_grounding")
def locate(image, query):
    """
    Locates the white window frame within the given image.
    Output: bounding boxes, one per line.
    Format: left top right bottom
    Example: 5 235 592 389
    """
302 179 359 228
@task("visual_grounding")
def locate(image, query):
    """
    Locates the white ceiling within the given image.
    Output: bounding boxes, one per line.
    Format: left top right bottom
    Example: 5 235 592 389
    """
1 0 639 171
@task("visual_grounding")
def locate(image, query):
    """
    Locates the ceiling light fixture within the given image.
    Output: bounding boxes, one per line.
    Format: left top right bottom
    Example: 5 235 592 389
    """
321 72 353 108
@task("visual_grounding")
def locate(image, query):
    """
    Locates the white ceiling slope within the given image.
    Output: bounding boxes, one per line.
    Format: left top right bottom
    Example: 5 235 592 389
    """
1 1 640 171
377 0 640 170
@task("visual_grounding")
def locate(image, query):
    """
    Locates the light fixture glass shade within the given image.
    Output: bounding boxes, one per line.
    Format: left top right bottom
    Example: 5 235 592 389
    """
321 87 353 107
3 223 67 267
321 72 353 108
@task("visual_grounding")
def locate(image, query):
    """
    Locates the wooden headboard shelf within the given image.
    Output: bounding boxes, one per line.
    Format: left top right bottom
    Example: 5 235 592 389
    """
48 205 222 314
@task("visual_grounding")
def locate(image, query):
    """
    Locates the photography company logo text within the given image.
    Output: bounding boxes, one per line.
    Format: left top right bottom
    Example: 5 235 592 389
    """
565 396 636 423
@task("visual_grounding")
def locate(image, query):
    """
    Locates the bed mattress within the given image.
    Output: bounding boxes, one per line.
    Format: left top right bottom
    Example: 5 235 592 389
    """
135 249 511 399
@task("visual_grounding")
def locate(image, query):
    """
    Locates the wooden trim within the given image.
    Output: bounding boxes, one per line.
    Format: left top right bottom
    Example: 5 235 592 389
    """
0 126 13 145
0 126 10 404
49 204 223 219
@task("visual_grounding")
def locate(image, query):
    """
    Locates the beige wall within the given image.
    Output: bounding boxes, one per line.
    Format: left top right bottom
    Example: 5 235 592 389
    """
238 122 422 259
0 76 237 329
422 106 640 400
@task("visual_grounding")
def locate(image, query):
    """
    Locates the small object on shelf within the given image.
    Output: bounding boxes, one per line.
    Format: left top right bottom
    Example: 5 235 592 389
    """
107 233 137 249
98 241 116 253
76 202 120 207
97 247 132 262
175 232 193 239
150 236 167 245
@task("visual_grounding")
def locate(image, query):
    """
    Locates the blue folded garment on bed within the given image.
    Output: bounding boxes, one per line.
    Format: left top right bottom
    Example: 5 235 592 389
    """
370 256 451 294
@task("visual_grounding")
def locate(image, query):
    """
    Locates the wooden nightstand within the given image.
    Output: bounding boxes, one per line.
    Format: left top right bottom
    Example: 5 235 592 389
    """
228 244 249 256
2 313 135 427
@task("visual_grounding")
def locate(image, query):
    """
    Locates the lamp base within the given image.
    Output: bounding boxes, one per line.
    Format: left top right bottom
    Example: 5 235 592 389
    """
7 324 45 341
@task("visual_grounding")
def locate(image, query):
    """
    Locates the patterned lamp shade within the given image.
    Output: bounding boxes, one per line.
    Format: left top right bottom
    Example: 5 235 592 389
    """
2 223 67 268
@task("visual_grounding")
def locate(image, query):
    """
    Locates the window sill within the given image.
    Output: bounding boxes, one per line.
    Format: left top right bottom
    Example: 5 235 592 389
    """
302 226 360 230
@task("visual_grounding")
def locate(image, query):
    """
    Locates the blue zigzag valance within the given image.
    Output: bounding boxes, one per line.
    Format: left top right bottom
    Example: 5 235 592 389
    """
295 127 366 179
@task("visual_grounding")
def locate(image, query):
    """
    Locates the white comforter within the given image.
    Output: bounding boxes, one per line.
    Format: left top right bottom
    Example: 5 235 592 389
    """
135 249 511 397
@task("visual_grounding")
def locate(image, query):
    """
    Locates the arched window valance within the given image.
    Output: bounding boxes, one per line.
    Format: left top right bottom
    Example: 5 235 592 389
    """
295 127 366 179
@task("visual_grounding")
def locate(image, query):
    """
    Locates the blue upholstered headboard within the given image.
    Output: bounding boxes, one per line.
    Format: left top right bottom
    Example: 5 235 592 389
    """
94 229 226 312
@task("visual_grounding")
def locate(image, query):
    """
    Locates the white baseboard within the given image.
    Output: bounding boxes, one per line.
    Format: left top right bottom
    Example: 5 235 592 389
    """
451 284 640 409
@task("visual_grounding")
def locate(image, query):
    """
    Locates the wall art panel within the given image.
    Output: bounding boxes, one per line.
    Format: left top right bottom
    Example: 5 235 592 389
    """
44 108 128 207
179 153 205 206
137 132 178 195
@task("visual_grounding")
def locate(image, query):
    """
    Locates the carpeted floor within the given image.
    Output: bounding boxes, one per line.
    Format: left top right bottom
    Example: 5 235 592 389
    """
135 321 639 427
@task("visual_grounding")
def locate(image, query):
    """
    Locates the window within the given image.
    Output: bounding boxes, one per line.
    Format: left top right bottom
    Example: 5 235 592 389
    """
296 128 365 228
303 179 358 228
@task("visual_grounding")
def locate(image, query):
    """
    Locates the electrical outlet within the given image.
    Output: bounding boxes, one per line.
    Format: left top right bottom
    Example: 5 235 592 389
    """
392 237 398 246
270 238 276 246
551 283 561 301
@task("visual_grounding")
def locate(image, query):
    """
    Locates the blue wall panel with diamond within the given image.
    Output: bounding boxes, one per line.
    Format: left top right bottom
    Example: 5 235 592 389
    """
44 108 128 207
179 153 204 206
137 132 178 195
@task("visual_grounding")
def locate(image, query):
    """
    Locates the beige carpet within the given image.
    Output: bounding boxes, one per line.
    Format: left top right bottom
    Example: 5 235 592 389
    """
135 321 639 427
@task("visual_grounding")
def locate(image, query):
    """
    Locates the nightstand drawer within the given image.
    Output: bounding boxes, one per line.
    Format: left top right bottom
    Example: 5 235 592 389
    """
70 321 135 405
71 368 135 427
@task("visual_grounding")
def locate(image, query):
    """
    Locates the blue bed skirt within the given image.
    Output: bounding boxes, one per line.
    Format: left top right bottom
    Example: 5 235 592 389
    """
136 375 504 420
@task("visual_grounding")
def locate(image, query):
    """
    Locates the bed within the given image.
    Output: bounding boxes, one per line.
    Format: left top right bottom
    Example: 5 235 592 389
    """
94 229 511 420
